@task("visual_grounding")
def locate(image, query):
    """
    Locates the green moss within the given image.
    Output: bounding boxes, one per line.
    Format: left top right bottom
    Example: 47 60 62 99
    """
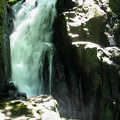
10 104 32 117
83 48 98 75
37 109 44 114
85 16 106 42
7 0 21 7
100 97 114 120
109 0 120 12
1 100 32 117
92 74 100 91
0 103 5 109
105 107 113 119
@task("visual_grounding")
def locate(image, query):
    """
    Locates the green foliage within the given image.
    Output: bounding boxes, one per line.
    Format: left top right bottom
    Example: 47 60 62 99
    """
7 0 21 7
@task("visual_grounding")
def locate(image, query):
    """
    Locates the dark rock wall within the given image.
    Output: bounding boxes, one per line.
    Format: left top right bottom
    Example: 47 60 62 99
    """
73 43 120 120
0 0 6 98
57 0 75 13
53 13 82 118
0 0 11 100
0 0 4 82
54 0 120 119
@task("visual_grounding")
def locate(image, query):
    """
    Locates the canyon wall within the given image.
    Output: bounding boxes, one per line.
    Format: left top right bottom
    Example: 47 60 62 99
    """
54 0 120 119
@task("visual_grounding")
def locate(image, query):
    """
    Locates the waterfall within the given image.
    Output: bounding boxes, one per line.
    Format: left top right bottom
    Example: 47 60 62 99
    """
10 0 57 98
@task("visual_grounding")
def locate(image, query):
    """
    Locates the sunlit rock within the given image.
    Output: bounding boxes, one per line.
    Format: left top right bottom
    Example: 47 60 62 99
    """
72 41 120 65
62 0 120 47
63 0 107 44
0 95 62 120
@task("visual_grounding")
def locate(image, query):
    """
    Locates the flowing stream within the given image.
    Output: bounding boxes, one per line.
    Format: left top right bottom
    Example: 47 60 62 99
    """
10 0 57 97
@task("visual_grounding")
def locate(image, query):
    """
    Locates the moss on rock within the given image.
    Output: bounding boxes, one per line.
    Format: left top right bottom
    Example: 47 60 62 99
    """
1 100 32 118
0 95 62 119
85 16 107 43
7 0 21 7
100 97 114 120
109 0 120 12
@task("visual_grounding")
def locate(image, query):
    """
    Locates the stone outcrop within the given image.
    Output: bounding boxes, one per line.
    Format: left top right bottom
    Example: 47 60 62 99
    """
0 95 63 120
63 0 120 47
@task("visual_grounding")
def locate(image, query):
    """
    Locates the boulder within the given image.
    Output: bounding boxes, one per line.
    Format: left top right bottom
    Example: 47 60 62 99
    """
0 95 62 120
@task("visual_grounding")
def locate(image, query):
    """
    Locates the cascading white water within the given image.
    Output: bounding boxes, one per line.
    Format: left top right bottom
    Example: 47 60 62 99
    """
10 0 57 97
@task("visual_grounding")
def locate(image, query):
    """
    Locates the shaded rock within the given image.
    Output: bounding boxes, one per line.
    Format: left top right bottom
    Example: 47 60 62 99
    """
109 0 120 12
53 12 82 118
57 0 75 13
72 41 120 120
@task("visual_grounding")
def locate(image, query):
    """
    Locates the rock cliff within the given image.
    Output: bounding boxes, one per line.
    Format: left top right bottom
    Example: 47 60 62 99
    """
54 0 120 119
